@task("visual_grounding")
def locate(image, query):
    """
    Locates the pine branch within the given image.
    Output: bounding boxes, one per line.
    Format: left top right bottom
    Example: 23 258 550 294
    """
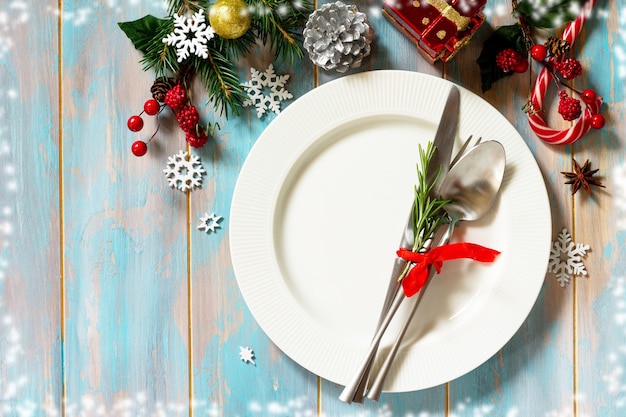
196 47 247 118
513 0 585 29
214 30 257 59
250 0 313 63
140 41 180 77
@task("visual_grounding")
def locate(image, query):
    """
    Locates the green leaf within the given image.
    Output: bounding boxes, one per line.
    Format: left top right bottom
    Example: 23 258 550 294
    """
118 15 172 55
476 24 526 93
514 0 585 29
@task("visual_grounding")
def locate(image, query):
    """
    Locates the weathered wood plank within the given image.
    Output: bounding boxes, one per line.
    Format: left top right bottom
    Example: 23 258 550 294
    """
4 1 623 416
576 2 626 416
62 2 189 414
316 0 447 415
190 50 320 414
0 2 63 415
447 1 575 415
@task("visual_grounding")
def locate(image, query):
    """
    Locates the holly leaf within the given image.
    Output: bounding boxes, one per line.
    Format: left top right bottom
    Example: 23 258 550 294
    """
118 15 171 55
514 0 585 29
476 25 526 93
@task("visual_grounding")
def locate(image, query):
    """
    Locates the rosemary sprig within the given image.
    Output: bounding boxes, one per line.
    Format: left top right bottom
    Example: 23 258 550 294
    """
410 143 452 254
395 142 451 284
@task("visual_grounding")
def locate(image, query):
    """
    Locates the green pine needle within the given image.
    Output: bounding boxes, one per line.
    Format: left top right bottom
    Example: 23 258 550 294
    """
167 0 206 16
195 47 247 118
250 0 313 63
137 18 179 76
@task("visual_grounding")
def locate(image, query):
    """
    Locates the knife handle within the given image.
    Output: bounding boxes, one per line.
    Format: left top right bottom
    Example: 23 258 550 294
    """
338 288 406 403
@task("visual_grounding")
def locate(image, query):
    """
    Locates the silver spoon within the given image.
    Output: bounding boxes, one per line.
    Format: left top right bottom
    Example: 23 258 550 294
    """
365 140 506 400
340 136 482 403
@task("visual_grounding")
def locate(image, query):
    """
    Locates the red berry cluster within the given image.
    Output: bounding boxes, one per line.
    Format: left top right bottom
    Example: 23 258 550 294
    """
127 83 210 157
164 84 187 111
556 58 582 80
164 84 208 149
127 99 163 156
530 44 605 129
495 48 528 73
558 90 581 121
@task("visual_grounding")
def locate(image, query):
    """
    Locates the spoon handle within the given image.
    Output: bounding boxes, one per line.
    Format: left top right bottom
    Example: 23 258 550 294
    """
365 268 436 400
366 222 455 400
347 263 409 402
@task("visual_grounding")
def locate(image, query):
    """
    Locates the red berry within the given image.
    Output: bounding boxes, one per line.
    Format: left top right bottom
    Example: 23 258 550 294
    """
557 90 582 121
530 44 547 61
131 140 148 156
581 89 598 105
495 48 524 73
590 113 605 129
186 130 208 148
164 84 188 112
127 115 144 132
143 99 161 116
176 105 200 133
556 58 583 80
513 59 529 73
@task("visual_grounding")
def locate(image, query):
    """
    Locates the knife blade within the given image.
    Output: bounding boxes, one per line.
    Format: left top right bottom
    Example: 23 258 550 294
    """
425 84 460 195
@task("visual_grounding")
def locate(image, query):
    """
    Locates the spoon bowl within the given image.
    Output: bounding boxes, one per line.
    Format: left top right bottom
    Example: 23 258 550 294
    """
440 140 506 224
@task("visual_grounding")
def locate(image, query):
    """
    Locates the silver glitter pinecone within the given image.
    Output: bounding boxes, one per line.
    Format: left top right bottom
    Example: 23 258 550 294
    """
303 1 374 73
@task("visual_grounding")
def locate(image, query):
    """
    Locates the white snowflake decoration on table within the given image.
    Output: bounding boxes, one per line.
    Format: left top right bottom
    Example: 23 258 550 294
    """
242 64 293 118
198 212 222 234
239 346 255 365
548 228 590 287
163 150 206 192
162 9 215 63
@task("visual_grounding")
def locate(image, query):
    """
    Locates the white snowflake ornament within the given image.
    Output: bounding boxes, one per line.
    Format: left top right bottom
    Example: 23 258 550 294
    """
548 228 590 287
163 150 206 192
242 64 293 118
198 212 222 234
162 10 215 63
239 346 255 365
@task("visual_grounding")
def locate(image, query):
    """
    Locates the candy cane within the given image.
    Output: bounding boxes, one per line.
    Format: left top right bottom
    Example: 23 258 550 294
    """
528 0 602 145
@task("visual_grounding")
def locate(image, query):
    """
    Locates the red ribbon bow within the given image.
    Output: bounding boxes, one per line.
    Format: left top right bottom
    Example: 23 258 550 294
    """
397 243 501 297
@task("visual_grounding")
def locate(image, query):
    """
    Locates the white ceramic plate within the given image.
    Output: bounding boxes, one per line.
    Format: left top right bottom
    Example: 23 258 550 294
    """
230 70 551 392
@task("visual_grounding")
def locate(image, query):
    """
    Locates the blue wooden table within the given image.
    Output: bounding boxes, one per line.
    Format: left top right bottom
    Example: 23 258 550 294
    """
1 0 624 416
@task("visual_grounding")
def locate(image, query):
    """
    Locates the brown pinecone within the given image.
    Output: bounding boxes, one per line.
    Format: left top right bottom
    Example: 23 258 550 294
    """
150 77 176 102
545 37 571 58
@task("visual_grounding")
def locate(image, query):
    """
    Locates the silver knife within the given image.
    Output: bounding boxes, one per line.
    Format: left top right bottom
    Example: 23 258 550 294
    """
341 85 460 403
377 84 460 325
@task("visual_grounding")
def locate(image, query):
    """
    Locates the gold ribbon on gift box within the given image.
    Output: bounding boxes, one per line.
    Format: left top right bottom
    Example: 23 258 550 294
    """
421 0 472 32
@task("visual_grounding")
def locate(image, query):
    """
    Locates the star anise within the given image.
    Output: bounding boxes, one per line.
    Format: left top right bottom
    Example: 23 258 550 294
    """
561 158 605 195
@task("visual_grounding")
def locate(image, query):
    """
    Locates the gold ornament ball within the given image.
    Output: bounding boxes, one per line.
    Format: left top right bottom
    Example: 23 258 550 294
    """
209 0 252 39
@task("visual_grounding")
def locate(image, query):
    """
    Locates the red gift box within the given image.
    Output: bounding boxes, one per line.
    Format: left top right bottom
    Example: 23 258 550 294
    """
383 0 487 62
